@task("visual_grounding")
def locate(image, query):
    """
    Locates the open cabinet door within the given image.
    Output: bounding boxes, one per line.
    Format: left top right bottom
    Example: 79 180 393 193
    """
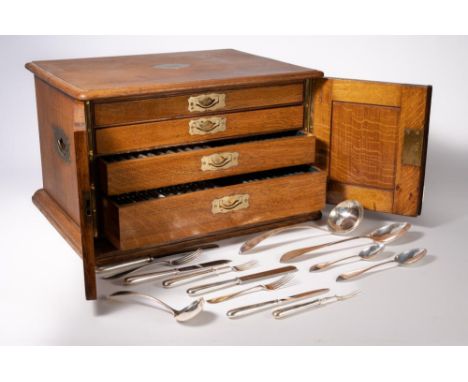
74 128 97 300
313 78 431 216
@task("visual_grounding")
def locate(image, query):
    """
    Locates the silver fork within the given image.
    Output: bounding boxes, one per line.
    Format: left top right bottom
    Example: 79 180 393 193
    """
162 260 258 287
98 249 203 279
206 274 294 304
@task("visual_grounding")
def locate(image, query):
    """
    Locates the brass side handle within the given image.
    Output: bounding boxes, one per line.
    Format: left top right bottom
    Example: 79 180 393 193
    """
189 116 227 135
201 152 239 171
53 126 70 162
188 93 226 112
212 194 250 214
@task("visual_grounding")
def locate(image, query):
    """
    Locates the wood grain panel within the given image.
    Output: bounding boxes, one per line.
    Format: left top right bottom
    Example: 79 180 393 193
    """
26 49 323 100
103 170 326 250
95 106 303 155
99 135 316 195
34 78 81 224
329 102 400 189
332 79 402 107
93 83 304 127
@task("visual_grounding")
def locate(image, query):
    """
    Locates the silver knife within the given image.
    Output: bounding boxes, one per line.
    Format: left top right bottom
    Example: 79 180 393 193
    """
123 259 231 286
186 266 297 295
226 288 330 318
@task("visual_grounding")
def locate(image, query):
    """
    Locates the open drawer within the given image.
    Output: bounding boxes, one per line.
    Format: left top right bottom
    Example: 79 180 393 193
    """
102 166 326 250
98 132 316 195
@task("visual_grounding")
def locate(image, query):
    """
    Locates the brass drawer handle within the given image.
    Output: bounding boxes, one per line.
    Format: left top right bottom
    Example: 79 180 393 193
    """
212 194 250 214
188 93 226 112
201 152 239 171
189 116 227 135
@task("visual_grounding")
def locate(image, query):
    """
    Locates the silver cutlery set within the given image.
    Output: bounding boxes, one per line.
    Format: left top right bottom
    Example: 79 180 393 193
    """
103 200 428 322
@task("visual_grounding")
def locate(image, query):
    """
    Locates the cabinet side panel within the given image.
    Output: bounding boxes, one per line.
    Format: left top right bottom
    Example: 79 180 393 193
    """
35 78 81 224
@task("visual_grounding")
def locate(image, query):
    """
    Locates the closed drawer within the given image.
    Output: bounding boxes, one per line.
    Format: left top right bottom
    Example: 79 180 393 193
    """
102 167 326 250
95 106 303 155
98 133 316 195
93 83 304 127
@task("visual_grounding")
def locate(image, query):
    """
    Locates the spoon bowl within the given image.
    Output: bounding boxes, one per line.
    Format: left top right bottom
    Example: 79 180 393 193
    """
327 199 364 234
369 222 412 243
108 290 205 322
395 248 427 265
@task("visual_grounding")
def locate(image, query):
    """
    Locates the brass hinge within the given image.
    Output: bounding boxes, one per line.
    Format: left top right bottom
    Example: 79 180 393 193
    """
85 101 98 237
304 79 313 134
402 128 424 166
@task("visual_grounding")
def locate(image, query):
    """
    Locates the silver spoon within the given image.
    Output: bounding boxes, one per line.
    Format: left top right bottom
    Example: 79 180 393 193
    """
108 290 204 322
280 222 411 263
310 243 385 271
239 200 364 253
337 248 427 281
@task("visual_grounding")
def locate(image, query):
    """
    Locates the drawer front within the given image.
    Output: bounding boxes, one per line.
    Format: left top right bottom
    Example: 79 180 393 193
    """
99 135 316 195
95 106 303 155
103 170 326 250
93 83 304 127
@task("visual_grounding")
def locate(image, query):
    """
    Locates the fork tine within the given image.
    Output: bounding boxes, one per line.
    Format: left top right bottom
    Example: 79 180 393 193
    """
267 274 294 289
172 248 202 265
234 260 258 271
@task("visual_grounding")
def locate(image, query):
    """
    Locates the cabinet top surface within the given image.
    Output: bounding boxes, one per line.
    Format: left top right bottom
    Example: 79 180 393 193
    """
25 49 323 100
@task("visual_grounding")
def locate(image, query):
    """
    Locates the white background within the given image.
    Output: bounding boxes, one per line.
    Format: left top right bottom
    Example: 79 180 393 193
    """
0 36 467 345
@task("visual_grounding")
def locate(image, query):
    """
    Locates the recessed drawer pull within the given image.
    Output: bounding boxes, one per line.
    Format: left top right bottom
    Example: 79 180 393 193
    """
212 194 250 214
201 152 239 171
189 116 227 135
188 93 226 112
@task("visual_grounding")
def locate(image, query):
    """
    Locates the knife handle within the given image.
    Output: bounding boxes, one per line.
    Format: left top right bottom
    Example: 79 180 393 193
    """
227 299 279 318
272 298 321 319
162 266 230 288
96 257 151 275
124 268 180 285
187 278 239 295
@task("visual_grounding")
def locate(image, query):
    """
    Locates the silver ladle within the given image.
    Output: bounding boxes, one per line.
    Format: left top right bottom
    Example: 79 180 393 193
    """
337 248 427 281
108 290 204 322
280 222 411 263
239 200 364 254
309 242 385 271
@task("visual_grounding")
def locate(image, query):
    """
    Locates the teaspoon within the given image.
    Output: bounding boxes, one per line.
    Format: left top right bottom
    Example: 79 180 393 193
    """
239 200 364 254
310 243 385 271
280 222 411 263
108 290 204 322
336 248 427 281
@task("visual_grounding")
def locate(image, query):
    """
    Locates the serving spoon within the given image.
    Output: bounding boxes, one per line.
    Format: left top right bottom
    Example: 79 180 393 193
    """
310 243 385 271
108 290 204 322
336 248 427 281
239 200 364 254
280 222 411 263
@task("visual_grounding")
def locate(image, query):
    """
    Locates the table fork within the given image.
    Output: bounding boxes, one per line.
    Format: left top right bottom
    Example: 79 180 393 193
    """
162 260 258 287
207 274 294 304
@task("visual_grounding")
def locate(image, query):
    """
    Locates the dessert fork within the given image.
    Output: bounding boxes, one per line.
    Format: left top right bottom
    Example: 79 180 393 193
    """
98 248 203 279
162 260 258 287
207 274 294 304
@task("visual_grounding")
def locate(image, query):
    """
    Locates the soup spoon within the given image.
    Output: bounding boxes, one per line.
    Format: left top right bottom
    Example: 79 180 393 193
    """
108 290 204 322
336 248 427 281
280 222 411 263
239 200 364 253
309 243 385 271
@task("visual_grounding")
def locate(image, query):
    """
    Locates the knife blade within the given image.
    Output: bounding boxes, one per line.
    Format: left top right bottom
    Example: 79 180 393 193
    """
123 259 231 285
226 288 330 318
186 265 298 295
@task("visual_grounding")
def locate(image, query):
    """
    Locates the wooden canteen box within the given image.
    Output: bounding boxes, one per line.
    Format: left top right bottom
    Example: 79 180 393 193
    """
25 49 432 299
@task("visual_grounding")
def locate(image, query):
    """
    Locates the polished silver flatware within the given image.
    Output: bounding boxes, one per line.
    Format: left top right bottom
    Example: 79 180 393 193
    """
186 265 298 296
337 248 427 281
239 200 364 253
280 222 411 263
96 246 210 278
272 290 360 319
108 290 204 322
310 243 385 271
123 259 231 285
162 260 258 288
226 287 330 318
207 274 294 304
